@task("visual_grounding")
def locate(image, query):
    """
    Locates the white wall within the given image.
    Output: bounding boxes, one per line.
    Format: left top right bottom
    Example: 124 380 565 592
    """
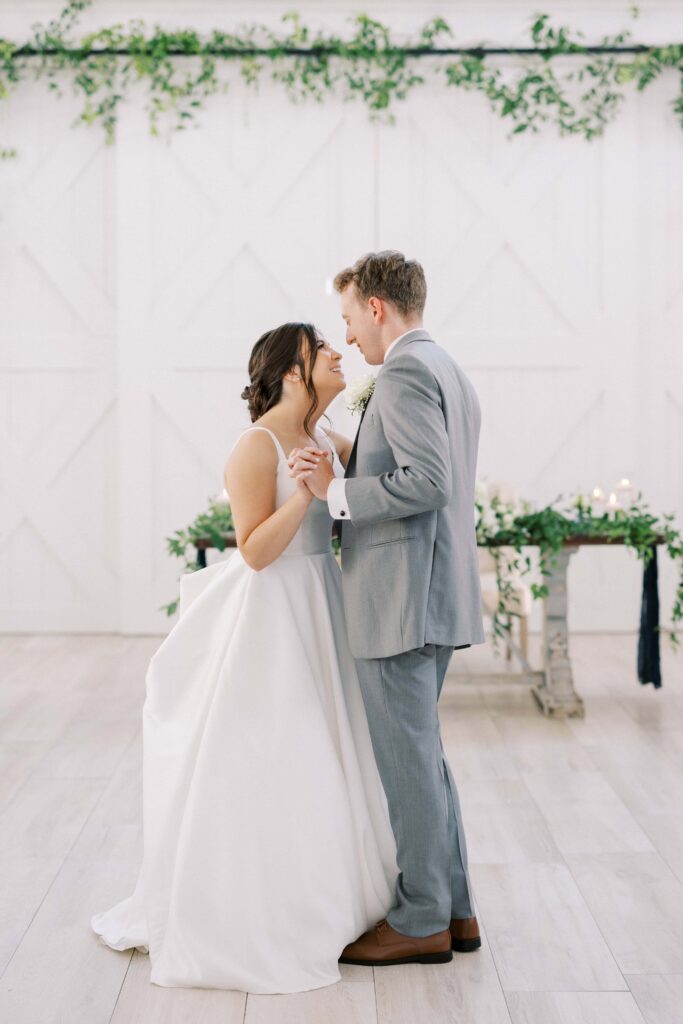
1 2 681 635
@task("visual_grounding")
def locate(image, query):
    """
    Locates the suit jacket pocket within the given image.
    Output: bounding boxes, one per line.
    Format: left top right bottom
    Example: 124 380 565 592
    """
369 520 417 547
367 536 413 547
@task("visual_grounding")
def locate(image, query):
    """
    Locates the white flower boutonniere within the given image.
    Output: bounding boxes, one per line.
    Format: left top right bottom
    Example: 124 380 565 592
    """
345 374 377 416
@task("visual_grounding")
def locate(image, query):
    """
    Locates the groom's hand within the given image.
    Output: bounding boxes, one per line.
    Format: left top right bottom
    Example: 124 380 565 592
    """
288 446 334 500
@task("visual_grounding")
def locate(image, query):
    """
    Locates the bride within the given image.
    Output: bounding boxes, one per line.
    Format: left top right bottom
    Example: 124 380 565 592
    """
90 322 399 993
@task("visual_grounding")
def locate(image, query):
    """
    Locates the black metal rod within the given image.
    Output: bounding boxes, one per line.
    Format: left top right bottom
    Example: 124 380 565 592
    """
7 44 664 58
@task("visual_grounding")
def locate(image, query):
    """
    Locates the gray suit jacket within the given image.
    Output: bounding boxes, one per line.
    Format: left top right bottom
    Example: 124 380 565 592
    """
339 329 485 659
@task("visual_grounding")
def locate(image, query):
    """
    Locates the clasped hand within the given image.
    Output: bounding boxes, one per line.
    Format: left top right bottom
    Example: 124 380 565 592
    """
287 446 334 500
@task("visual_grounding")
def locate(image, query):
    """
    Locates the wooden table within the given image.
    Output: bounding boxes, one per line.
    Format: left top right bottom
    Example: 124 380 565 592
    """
480 535 665 719
192 534 665 720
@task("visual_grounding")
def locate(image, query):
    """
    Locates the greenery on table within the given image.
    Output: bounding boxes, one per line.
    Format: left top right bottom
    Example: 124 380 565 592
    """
1 1 682 159
161 496 234 616
161 489 683 660
476 490 683 653
159 493 341 617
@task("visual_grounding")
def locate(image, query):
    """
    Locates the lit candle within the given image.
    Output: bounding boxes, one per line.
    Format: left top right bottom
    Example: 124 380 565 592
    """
213 488 230 506
614 477 634 510
590 486 605 516
606 492 620 519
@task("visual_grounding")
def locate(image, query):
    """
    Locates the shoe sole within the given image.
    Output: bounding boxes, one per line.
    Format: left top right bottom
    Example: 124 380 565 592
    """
451 936 482 952
339 950 453 967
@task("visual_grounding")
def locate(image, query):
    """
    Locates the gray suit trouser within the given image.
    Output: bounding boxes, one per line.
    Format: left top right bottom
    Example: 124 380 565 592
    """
354 643 475 936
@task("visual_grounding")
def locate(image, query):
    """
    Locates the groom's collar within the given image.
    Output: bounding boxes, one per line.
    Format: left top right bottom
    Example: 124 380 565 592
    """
380 327 433 370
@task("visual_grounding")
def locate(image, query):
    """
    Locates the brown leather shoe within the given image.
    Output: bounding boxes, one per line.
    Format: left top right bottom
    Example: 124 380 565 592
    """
449 915 481 952
339 918 453 967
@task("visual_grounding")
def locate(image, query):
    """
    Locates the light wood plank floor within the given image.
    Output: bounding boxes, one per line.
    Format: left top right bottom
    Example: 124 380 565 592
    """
0 632 682 1024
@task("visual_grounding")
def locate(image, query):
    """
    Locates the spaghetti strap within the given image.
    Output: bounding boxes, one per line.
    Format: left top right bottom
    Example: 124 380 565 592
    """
231 426 287 462
316 428 338 460
231 425 336 464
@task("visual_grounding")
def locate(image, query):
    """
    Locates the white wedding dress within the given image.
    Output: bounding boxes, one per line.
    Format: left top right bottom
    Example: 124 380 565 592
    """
91 425 399 993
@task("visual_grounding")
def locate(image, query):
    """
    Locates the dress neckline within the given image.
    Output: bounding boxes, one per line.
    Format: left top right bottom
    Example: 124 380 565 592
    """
242 425 335 464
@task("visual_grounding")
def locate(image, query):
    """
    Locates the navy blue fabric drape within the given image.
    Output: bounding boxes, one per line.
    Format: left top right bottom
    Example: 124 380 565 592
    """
637 545 662 688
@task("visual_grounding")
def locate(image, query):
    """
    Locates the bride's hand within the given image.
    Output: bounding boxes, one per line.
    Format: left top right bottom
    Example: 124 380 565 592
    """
288 447 332 500
288 447 329 480
295 475 316 500
288 446 334 501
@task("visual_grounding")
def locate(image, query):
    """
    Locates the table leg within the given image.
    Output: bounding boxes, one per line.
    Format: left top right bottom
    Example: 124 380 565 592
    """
531 545 585 718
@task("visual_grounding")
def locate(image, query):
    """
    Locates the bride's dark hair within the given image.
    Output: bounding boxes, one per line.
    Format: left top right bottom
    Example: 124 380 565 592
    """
241 322 326 440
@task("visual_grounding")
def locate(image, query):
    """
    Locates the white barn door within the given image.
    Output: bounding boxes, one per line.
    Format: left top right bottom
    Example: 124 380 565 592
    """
115 86 377 632
0 81 118 632
1 10 680 636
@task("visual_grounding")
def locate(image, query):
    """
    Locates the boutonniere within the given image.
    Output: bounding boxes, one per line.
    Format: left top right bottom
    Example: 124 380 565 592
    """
345 374 377 417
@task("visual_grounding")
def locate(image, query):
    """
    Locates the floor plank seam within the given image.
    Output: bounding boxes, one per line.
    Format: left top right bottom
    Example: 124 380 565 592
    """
0 723 139 981
519 765 630 993
107 949 135 1024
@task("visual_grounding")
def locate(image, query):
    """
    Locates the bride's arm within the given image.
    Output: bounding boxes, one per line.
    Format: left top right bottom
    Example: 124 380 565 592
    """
223 432 315 572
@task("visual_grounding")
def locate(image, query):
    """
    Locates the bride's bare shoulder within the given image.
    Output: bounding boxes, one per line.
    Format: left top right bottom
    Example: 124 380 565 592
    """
224 429 278 485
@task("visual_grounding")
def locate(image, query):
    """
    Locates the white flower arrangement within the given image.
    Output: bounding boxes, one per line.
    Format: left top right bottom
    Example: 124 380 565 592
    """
345 374 377 416
475 479 533 536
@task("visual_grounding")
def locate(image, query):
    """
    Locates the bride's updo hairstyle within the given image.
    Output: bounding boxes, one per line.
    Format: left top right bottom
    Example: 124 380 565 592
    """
241 322 323 439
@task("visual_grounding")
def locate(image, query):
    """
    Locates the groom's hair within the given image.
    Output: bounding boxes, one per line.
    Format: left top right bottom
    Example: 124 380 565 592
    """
333 250 426 318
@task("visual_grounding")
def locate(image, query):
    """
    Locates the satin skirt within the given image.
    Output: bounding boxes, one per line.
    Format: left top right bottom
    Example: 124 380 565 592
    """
91 549 398 993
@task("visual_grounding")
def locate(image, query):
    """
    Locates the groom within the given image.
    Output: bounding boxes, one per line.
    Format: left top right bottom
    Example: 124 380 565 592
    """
290 250 485 966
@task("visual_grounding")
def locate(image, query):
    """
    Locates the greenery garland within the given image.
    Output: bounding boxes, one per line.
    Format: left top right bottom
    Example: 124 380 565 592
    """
474 490 683 654
161 489 683 661
163 496 235 617
1 1 682 158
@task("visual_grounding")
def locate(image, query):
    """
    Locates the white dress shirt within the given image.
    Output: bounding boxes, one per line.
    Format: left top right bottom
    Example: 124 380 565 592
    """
327 328 424 521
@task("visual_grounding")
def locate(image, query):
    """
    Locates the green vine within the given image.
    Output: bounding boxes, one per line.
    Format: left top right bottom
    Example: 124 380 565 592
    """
475 490 683 654
161 489 683 662
1 2 682 158
161 496 234 617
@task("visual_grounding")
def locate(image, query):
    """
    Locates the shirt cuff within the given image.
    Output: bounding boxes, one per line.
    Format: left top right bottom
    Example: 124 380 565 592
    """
327 478 351 521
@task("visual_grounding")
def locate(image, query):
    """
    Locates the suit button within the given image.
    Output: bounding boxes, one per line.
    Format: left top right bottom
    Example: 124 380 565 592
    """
340 511 346 516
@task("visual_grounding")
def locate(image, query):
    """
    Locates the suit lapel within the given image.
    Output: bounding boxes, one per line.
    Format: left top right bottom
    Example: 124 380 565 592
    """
345 392 373 478
347 331 434 476
339 331 433 536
